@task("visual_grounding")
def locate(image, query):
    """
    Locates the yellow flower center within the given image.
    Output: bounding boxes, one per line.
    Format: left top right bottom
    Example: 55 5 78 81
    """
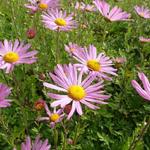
54 18 67 26
3 52 19 63
68 85 86 101
140 12 144 17
50 113 60 122
39 3 48 9
87 59 101 71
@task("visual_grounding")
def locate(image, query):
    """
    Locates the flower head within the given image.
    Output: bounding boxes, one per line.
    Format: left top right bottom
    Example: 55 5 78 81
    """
65 42 83 56
75 2 97 12
131 72 150 101
0 39 38 73
34 99 45 110
73 45 117 80
26 28 36 39
0 83 12 108
37 103 64 128
43 64 110 119
25 0 60 13
93 0 131 21
139 37 150 43
42 9 78 31
21 135 51 150
134 6 150 19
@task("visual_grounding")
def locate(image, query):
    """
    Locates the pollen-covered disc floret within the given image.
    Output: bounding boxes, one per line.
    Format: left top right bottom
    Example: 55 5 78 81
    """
39 3 48 10
50 113 60 122
68 85 86 100
3 52 19 63
54 18 67 26
0 39 38 73
87 59 101 71
42 9 77 31
43 64 110 119
73 45 117 80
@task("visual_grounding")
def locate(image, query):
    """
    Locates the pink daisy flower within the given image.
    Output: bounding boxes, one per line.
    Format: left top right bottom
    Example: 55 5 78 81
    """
43 64 110 119
131 72 150 101
139 37 150 43
75 2 97 12
42 9 78 31
21 135 51 150
37 103 64 128
64 42 83 56
73 45 117 80
134 6 150 19
25 0 60 13
0 83 12 108
0 39 38 73
93 0 131 21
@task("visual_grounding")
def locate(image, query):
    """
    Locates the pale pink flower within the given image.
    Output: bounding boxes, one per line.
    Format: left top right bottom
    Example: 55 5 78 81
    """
21 135 51 150
37 103 64 128
131 72 150 101
0 39 38 73
139 37 150 43
64 42 83 56
113 57 126 64
93 0 131 21
25 0 60 13
42 9 78 31
134 6 150 19
43 64 110 119
0 83 12 108
75 2 97 12
73 45 117 80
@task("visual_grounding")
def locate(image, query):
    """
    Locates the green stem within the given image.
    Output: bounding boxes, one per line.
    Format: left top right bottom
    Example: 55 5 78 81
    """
129 117 150 150
56 30 60 64
54 127 58 150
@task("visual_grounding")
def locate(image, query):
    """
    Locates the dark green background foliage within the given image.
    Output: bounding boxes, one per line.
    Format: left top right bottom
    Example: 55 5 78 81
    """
0 0 150 149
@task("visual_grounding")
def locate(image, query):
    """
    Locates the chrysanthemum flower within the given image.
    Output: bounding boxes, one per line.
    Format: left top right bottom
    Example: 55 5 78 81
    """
43 64 110 119
21 135 51 150
37 103 64 128
42 9 78 31
0 39 38 73
134 6 150 19
73 45 117 80
131 72 150 101
25 0 60 13
34 99 45 110
75 2 97 12
64 42 83 56
0 83 12 108
139 37 150 43
93 0 131 21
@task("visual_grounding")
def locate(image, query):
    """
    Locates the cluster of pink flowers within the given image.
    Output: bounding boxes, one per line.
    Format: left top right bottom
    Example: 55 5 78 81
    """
0 0 149 149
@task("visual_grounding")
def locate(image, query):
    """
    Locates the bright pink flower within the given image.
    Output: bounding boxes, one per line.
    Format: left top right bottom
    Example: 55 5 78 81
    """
25 0 60 13
0 39 38 73
139 37 150 43
0 83 12 108
93 0 131 21
75 2 97 12
37 103 64 128
131 72 150 101
134 6 150 19
73 45 117 80
42 9 78 31
64 42 83 55
21 135 51 150
43 64 110 119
